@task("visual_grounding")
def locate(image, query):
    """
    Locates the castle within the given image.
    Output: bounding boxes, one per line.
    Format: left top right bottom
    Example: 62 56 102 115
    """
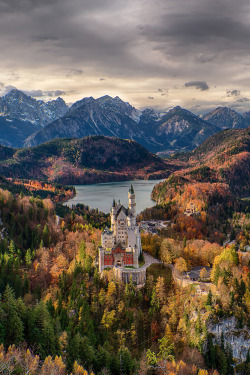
99 185 142 272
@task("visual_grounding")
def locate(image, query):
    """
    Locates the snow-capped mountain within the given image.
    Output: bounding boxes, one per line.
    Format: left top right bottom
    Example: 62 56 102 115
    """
0 89 69 127
2 90 249 152
24 98 220 152
155 106 220 149
70 95 142 123
24 96 146 147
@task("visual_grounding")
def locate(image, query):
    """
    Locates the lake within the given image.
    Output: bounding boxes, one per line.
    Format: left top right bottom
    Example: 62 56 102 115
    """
64 179 164 213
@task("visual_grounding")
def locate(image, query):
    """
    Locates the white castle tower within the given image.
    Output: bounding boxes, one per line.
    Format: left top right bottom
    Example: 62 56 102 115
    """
127 185 136 226
99 185 142 272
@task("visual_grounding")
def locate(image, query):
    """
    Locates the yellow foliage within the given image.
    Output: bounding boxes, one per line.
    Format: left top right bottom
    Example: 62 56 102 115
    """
118 300 125 314
41 355 66 374
73 361 88 374
197 370 208 375
0 343 4 361
59 331 68 352
101 309 116 329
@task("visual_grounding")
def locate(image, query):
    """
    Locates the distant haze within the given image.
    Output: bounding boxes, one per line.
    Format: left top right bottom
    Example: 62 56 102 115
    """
1 0 250 114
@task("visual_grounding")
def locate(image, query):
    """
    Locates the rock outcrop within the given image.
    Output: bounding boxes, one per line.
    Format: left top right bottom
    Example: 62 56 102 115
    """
208 317 250 363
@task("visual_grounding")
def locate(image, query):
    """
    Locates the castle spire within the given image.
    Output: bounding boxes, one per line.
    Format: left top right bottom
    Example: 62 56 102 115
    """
129 184 134 194
128 184 136 222
112 198 116 208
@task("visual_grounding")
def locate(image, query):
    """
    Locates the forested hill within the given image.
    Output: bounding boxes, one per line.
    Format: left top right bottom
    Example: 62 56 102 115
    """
0 136 173 184
153 126 250 202
182 127 250 195
187 126 250 163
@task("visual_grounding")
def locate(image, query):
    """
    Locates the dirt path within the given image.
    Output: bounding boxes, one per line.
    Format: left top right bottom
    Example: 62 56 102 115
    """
142 252 162 270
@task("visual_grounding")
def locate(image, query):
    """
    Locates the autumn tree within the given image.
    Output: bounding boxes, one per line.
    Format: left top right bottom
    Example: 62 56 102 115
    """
175 257 187 276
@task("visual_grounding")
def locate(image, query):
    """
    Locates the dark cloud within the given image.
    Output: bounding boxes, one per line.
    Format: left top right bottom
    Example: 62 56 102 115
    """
230 104 242 109
24 89 44 97
1 0 250 112
142 1 250 56
0 0 170 80
227 89 241 97
54 90 66 96
235 97 249 103
156 88 168 96
2 85 16 95
24 89 66 98
0 0 54 13
66 69 83 78
185 81 209 91
194 53 216 64
148 96 154 99
0 0 248 83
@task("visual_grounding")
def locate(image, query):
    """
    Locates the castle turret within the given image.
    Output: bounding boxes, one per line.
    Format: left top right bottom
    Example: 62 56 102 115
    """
111 198 116 231
128 185 136 221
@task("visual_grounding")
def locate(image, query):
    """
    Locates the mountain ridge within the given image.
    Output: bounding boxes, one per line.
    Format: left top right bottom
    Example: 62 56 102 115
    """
0 89 69 127
0 135 173 184
24 98 221 153
202 106 250 129
1 89 250 153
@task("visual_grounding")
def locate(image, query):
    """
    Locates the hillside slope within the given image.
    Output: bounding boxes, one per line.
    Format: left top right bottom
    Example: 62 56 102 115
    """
153 127 250 201
0 116 41 147
0 136 173 184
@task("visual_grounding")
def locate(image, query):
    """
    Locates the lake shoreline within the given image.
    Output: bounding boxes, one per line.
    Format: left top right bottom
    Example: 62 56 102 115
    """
64 179 164 214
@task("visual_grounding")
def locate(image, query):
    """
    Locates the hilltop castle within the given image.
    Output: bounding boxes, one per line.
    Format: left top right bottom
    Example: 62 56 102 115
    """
99 185 142 272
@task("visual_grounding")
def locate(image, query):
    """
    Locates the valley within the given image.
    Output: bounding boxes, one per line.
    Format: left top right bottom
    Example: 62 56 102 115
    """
0 90 249 375
2 1 250 373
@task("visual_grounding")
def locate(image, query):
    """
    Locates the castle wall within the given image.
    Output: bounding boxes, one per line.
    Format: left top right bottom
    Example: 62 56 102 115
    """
99 247 105 272
101 234 114 248
113 267 146 286
127 226 137 248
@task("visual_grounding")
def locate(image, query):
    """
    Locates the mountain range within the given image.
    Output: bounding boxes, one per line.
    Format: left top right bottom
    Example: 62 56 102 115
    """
24 100 222 152
1 89 250 152
0 125 249 196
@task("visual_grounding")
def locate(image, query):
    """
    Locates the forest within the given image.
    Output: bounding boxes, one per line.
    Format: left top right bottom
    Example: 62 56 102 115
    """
0 175 249 375
0 137 172 185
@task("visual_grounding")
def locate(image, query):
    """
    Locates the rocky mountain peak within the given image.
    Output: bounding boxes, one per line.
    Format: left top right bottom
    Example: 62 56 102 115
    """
5 88 31 101
0 89 69 127
69 97 96 112
203 106 250 129
168 106 195 117
140 108 159 123
96 95 113 104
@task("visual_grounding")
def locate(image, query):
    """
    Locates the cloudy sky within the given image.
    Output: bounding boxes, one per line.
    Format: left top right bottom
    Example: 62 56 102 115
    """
1 0 250 113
